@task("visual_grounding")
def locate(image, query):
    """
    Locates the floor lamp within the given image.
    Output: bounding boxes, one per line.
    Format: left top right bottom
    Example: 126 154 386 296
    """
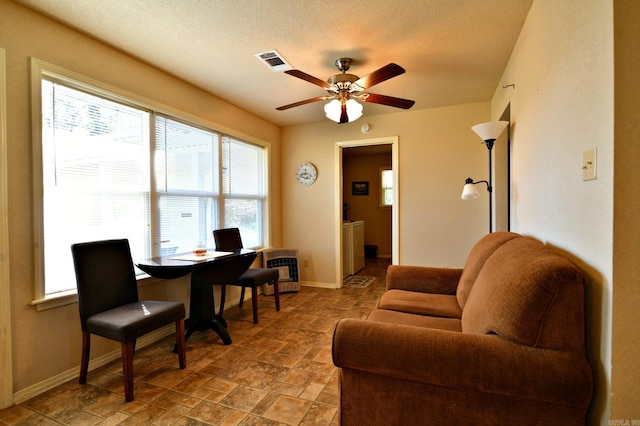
461 121 509 233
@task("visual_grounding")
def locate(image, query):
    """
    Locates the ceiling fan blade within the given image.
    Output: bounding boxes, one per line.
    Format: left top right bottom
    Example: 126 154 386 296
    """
339 103 349 124
360 93 415 109
352 63 406 90
285 70 332 89
276 96 328 111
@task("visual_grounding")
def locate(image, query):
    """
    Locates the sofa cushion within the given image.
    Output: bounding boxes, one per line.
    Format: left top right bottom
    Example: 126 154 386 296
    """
386 265 462 294
377 290 462 318
367 308 462 332
456 232 521 309
461 237 585 350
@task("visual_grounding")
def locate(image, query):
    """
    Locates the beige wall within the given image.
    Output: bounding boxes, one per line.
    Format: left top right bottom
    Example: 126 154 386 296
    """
343 153 392 258
612 0 640 420
492 0 615 423
281 102 492 285
5 0 639 422
0 0 281 398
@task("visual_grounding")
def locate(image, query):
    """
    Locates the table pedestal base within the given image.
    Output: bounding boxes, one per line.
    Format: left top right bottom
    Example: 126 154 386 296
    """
137 250 256 352
173 316 231 353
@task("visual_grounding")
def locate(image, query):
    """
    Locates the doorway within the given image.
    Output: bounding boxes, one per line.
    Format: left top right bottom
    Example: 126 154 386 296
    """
494 105 511 231
335 137 399 286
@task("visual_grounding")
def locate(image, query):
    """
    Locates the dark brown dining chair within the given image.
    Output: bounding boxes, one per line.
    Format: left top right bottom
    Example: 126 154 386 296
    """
71 239 186 402
213 228 280 324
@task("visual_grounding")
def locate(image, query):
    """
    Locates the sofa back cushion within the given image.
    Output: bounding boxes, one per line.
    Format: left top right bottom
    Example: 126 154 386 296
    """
456 232 521 309
461 237 585 352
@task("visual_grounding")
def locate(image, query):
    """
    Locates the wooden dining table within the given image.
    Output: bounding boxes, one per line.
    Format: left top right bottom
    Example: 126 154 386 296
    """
136 249 257 347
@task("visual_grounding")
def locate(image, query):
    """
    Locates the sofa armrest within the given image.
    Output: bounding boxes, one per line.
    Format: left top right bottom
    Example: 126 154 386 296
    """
332 318 592 407
386 265 462 294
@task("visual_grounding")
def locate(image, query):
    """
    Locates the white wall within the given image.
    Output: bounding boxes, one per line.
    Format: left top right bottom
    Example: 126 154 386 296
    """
492 0 614 422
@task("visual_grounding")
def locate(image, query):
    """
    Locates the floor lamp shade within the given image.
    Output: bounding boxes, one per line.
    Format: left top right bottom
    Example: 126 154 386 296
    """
471 121 509 141
461 182 481 200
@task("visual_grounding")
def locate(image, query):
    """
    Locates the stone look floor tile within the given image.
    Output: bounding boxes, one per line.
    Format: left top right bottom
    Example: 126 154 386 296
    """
186 400 235 424
261 396 313 425
219 386 269 412
0 405 35 425
0 259 389 425
299 403 337 426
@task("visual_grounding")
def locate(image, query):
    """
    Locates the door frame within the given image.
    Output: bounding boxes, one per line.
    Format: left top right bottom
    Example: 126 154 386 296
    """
0 47 14 409
335 136 399 286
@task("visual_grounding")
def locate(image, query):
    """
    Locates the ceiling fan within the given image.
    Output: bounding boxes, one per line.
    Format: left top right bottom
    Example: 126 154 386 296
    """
276 58 415 124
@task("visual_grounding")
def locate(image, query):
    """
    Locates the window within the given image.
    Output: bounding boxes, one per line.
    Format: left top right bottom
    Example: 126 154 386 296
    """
34 62 267 303
380 168 393 207
221 136 264 248
154 115 220 260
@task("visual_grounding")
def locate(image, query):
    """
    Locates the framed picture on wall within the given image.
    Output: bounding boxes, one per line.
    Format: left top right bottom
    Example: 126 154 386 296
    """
352 181 369 196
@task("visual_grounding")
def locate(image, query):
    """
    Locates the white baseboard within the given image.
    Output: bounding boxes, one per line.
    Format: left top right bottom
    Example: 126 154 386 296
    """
299 281 339 289
13 325 174 405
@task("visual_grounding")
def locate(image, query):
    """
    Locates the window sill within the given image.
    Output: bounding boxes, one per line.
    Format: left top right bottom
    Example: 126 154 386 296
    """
30 290 78 311
31 249 267 312
31 274 166 311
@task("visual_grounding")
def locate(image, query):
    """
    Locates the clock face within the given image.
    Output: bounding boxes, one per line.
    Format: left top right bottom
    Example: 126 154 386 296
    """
296 162 317 186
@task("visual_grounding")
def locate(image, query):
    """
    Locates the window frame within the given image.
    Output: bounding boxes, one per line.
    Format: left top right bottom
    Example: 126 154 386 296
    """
30 58 271 310
380 167 393 208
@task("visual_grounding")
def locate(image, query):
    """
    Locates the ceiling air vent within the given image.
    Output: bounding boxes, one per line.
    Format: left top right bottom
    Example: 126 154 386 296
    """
255 50 292 72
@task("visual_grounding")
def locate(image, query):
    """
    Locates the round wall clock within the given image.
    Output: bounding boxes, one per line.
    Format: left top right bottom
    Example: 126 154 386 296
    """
296 162 317 186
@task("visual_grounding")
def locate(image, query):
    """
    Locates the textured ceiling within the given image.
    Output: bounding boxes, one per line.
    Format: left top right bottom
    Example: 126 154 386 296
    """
16 0 532 127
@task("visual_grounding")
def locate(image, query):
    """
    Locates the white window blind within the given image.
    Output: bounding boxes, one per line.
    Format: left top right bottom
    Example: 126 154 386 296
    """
221 136 264 248
41 80 150 295
154 116 220 254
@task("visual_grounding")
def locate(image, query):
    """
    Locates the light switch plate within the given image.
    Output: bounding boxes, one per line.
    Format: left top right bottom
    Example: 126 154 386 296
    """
582 148 597 181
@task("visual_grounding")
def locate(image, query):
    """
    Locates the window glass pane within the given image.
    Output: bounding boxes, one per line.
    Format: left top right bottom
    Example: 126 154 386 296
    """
381 169 393 206
155 116 218 193
222 136 262 196
154 116 220 255
224 198 261 248
221 136 264 246
42 80 150 295
157 195 217 254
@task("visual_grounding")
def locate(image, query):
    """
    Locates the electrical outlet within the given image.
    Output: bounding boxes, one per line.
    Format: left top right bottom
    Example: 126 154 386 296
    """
582 148 597 181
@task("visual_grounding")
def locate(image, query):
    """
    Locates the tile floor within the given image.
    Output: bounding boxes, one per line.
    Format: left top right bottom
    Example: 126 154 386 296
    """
0 258 390 426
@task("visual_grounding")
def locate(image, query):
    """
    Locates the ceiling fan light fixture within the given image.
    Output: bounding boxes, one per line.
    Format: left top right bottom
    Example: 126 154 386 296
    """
324 99 341 122
277 58 413 122
324 98 363 123
346 99 363 122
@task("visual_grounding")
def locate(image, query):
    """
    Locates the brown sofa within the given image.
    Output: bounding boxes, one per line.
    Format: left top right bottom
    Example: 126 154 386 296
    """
332 232 593 425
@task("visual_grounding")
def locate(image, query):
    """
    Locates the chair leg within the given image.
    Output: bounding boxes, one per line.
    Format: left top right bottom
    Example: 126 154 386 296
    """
175 318 186 369
79 331 91 384
121 341 135 402
218 284 227 317
251 286 259 324
273 279 281 312
239 286 246 308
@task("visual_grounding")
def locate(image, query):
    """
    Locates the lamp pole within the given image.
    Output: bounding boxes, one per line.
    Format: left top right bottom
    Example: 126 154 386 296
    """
484 139 495 233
